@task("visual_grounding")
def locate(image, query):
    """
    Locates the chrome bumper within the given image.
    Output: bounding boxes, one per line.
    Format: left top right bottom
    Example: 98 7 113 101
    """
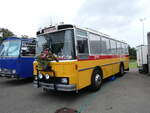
34 81 76 91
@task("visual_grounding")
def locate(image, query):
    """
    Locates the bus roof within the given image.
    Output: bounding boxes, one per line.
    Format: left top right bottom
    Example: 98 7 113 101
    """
4 37 20 41
3 37 35 42
37 24 128 45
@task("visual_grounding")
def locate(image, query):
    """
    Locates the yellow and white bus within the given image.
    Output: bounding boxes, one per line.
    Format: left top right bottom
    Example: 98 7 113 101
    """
33 24 129 92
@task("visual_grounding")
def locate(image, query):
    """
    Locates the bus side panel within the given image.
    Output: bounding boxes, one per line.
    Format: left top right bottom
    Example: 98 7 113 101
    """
123 56 129 70
77 61 93 90
77 59 114 89
101 65 113 78
0 57 19 74
112 58 120 75
100 59 113 79
18 57 34 78
124 61 129 70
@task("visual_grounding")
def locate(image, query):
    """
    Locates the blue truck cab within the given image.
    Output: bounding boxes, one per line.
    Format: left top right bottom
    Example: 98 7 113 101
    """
0 37 36 79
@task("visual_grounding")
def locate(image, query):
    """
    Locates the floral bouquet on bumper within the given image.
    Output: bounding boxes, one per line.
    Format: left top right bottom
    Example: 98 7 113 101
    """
37 48 58 71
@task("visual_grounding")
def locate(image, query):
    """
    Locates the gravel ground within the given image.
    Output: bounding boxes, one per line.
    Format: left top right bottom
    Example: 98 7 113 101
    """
0 68 150 113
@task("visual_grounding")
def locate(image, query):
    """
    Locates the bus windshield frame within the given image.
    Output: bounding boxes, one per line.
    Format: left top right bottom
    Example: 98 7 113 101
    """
36 29 75 60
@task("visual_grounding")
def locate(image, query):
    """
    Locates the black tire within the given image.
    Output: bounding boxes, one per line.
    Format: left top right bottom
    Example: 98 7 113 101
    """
90 69 103 91
119 64 124 76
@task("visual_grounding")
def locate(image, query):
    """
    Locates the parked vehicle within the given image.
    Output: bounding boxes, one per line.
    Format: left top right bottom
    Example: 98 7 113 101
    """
0 37 36 79
136 45 148 73
33 24 129 92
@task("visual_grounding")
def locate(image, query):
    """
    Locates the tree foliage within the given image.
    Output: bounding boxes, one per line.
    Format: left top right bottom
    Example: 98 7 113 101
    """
21 35 29 38
0 28 15 43
128 46 136 59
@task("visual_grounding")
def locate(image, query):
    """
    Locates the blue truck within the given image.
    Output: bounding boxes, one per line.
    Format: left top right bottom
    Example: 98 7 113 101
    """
0 37 36 79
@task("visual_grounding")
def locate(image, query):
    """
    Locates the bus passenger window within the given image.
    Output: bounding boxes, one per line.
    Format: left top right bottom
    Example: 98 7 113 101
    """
21 40 36 57
101 37 110 55
77 39 88 54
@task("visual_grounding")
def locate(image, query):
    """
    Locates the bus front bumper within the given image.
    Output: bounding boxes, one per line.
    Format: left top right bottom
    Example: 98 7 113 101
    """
0 73 18 78
34 81 76 91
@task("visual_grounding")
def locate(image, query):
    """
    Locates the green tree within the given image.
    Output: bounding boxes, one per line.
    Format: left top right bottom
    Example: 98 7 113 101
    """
0 28 15 43
128 46 136 59
21 35 29 38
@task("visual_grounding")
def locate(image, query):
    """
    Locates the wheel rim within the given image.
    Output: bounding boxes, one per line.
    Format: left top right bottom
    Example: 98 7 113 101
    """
95 74 102 87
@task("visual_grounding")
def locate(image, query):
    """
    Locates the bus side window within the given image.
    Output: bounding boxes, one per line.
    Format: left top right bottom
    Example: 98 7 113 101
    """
125 44 129 55
122 43 125 54
77 38 88 54
21 40 36 57
101 37 111 55
76 28 89 59
110 40 117 54
117 42 122 55
89 33 101 55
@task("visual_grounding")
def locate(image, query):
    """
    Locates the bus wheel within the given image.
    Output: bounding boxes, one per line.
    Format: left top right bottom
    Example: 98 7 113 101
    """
91 70 103 91
119 64 124 76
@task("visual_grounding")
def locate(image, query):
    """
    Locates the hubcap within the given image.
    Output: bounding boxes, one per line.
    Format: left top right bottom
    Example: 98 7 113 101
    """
95 74 102 86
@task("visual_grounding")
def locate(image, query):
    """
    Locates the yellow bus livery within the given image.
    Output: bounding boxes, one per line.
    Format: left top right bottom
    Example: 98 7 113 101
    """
33 24 129 92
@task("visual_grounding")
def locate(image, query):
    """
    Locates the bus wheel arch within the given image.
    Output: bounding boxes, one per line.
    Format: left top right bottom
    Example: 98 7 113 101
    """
90 66 103 91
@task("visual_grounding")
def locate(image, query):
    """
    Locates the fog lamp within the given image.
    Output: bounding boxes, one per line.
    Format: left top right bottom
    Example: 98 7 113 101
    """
61 78 68 84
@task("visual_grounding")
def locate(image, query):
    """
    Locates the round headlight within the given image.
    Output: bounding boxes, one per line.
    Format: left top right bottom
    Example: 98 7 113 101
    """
38 73 43 79
12 69 16 74
45 74 50 80
61 78 68 84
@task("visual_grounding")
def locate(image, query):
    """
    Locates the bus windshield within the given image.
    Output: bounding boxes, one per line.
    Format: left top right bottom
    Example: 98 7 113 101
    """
0 40 21 57
36 29 75 60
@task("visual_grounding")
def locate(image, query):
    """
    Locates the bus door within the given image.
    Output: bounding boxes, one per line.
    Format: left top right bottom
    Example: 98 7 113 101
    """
76 30 91 89
19 40 36 78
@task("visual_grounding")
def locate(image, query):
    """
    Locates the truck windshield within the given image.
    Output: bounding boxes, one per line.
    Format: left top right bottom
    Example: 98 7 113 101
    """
0 40 21 57
36 29 75 60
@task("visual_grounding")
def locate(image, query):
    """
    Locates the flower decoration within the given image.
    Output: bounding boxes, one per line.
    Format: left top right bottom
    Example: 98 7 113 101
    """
37 48 58 71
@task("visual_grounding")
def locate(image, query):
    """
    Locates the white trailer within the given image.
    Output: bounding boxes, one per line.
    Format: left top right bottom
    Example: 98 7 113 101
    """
136 45 148 73
147 32 150 74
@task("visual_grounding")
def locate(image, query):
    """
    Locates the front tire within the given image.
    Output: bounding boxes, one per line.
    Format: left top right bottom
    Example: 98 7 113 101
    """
91 70 103 91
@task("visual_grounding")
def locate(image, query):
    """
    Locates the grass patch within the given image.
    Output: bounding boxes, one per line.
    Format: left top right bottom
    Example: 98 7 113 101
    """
129 60 137 69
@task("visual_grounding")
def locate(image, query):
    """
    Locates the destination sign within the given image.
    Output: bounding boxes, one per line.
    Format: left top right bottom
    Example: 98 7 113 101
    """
43 27 57 33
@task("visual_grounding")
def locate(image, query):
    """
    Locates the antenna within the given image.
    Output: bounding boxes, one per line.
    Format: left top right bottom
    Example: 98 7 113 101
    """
50 17 53 26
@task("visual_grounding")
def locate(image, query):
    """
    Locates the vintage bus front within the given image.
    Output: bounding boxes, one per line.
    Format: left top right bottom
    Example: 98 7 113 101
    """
0 37 36 79
33 25 79 91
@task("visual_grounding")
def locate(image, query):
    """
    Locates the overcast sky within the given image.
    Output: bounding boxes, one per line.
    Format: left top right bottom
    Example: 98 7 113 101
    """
0 0 150 47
